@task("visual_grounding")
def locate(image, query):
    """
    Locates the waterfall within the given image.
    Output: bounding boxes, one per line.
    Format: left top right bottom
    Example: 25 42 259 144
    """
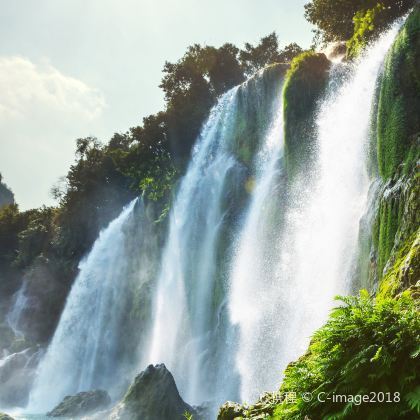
28 198 156 412
21 20 404 417
7 283 30 337
146 67 285 408
229 93 286 401
229 23 404 402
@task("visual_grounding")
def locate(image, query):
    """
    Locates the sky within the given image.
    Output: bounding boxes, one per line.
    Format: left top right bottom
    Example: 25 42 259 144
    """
0 0 313 210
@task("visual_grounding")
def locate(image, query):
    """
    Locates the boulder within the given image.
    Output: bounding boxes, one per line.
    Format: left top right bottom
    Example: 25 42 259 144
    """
116 363 199 420
217 401 245 420
47 390 111 417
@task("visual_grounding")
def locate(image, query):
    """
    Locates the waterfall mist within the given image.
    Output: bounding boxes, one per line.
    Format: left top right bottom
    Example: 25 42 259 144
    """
28 198 158 412
229 22 404 402
146 67 286 408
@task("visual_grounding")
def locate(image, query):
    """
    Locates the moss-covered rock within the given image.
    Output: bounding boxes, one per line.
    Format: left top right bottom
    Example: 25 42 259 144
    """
116 364 199 420
283 51 330 179
377 5 420 179
218 401 245 420
379 229 420 298
0 413 14 420
372 167 419 282
230 63 288 167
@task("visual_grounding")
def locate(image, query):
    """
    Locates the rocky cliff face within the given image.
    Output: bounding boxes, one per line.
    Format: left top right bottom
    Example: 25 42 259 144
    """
370 6 420 294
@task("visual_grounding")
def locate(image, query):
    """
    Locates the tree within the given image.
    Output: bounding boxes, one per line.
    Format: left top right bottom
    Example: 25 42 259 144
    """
278 42 304 63
160 44 244 160
0 173 15 208
239 32 282 76
239 34 303 76
304 0 415 45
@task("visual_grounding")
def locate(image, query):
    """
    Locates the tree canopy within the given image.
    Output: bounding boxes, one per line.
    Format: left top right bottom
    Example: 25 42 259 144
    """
304 0 416 45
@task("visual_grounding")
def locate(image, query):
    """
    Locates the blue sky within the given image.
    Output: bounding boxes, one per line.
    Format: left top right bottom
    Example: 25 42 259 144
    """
0 0 313 209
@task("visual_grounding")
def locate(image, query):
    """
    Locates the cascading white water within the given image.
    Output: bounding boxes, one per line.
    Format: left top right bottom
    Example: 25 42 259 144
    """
229 23 403 402
147 87 240 406
7 283 30 337
229 92 286 400
28 198 148 412
146 68 285 408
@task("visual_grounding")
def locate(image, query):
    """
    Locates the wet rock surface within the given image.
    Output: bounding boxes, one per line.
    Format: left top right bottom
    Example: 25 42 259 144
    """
116 363 200 420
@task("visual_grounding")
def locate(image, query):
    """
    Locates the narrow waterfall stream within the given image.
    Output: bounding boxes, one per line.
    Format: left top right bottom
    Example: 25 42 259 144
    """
28 198 155 412
146 68 285 407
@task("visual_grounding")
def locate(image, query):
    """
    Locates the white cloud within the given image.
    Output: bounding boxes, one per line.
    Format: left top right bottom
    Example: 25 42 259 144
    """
0 56 106 210
0 56 105 120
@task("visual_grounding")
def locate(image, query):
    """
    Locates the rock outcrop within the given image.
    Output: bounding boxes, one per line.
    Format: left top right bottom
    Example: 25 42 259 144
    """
115 363 199 420
218 401 245 420
47 389 111 417
283 51 331 179
0 413 14 420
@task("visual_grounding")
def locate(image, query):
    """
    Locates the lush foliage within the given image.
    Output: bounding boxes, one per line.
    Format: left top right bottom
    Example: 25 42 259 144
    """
347 3 386 57
377 5 420 179
271 291 420 419
160 34 302 161
379 229 420 298
304 0 415 45
239 33 302 76
160 43 244 161
218 292 420 420
283 51 330 178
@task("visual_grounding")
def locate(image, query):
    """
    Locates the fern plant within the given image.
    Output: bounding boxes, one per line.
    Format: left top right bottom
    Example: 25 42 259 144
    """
272 290 420 419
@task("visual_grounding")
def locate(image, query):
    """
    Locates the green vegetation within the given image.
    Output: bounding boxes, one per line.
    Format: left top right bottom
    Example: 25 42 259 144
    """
377 5 420 179
368 6 420 285
378 229 420 298
283 51 330 178
239 33 302 76
347 3 386 58
304 0 415 46
161 34 302 163
0 2 418 418
272 291 420 420
372 188 403 278
230 63 288 166
219 8 420 420
219 291 420 419
0 32 303 351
